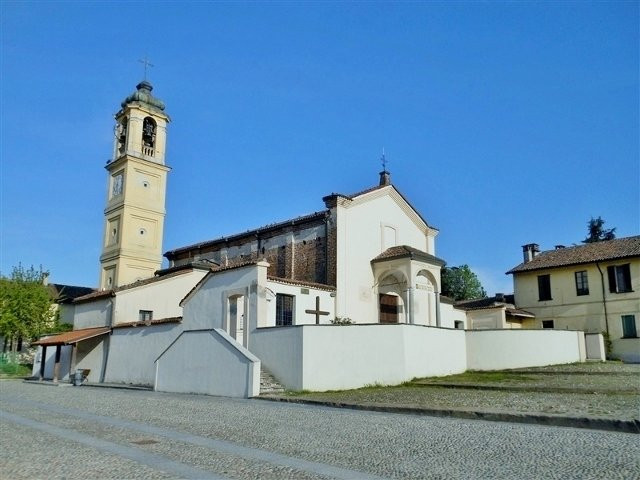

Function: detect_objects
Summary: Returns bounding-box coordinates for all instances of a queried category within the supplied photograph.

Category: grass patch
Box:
[415,371,535,384]
[0,361,32,377]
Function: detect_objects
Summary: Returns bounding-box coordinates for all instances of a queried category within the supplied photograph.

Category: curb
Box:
[22,379,152,391]
[411,382,638,395]
[256,396,640,434]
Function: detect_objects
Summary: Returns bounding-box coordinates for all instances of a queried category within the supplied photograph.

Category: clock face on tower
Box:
[112,173,123,197]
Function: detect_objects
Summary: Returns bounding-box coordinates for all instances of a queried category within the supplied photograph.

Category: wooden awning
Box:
[33,327,110,346]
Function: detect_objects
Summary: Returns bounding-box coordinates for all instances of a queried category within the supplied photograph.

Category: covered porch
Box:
[32,327,110,383]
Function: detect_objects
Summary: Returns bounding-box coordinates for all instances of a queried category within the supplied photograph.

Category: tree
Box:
[583,216,616,243]
[0,264,56,353]
[441,265,487,301]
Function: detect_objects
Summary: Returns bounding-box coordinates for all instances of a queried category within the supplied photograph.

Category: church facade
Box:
[32,81,597,396]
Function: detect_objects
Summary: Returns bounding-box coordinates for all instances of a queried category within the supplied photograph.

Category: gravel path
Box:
[1,380,639,479]
[284,362,640,420]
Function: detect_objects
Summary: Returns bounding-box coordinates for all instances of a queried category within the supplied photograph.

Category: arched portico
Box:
[371,245,446,326]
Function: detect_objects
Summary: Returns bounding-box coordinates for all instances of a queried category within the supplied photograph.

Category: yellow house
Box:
[507,236,640,362]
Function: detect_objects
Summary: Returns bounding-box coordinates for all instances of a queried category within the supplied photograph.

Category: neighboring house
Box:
[507,237,640,362]
[456,294,535,330]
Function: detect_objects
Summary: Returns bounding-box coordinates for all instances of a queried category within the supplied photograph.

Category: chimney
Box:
[522,243,540,263]
[495,293,505,302]
[379,170,391,186]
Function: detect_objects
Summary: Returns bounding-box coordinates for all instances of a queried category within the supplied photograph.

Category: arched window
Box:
[116,118,128,155]
[142,117,156,156]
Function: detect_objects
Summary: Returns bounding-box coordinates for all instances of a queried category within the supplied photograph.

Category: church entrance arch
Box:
[377,272,408,324]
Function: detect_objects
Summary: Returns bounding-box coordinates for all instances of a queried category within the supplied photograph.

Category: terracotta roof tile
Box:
[33,327,110,346]
[372,245,446,266]
[112,317,182,329]
[267,276,336,291]
[507,236,640,274]
[48,284,96,304]
[73,289,114,304]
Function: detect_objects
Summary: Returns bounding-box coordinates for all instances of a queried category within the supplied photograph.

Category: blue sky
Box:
[1,2,638,295]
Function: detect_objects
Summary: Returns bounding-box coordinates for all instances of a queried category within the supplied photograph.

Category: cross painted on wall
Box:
[305,296,330,325]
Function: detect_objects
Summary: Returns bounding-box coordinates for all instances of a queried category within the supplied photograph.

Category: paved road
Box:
[1,381,638,479]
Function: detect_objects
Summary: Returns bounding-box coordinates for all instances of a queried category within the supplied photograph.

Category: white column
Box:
[435,293,441,327]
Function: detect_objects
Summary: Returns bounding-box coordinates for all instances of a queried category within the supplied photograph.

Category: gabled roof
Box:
[179,260,266,306]
[164,211,326,260]
[507,236,640,274]
[372,245,446,267]
[48,284,96,304]
[72,266,205,304]
[455,294,515,310]
[323,183,438,231]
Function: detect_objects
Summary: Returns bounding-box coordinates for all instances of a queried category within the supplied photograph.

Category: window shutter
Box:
[607,266,617,293]
[621,264,632,292]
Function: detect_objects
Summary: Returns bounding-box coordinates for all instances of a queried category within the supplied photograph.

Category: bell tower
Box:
[99,81,171,289]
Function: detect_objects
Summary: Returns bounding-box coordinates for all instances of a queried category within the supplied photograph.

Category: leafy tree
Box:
[583,216,616,243]
[441,265,487,301]
[0,264,56,353]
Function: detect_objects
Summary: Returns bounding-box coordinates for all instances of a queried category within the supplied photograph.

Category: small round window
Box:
[139,228,146,236]
[111,228,117,237]
[142,180,150,188]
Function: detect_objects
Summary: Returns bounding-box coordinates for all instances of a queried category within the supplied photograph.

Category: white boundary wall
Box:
[585,333,606,361]
[253,324,467,391]
[155,329,260,398]
[104,323,183,385]
[465,329,586,371]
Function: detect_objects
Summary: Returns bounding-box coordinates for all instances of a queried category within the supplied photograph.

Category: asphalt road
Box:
[0,381,638,479]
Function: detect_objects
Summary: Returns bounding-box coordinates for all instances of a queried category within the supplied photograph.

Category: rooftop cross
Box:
[138,56,154,81]
[381,148,388,172]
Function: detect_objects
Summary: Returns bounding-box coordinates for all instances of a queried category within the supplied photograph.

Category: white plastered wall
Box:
[103,322,184,386]
[112,270,207,325]
[334,187,438,324]
[73,298,112,329]
[155,329,260,398]
[466,329,585,370]
[265,280,336,326]
[181,263,269,349]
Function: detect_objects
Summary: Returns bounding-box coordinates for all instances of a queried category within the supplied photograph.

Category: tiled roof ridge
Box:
[112,317,182,329]
[266,275,336,291]
[165,210,327,257]
[507,235,640,274]
[372,245,446,266]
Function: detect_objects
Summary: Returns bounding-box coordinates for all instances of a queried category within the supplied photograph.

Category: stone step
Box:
[260,368,285,395]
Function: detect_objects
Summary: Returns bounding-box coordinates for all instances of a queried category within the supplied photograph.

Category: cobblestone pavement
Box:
[1,381,639,479]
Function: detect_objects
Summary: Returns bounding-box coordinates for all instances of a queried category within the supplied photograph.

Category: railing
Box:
[142,146,155,157]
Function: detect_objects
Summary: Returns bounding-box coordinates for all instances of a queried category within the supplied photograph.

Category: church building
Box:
[33,81,596,396]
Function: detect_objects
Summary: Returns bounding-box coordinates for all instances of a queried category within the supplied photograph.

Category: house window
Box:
[621,315,637,338]
[542,320,554,329]
[139,310,153,322]
[275,294,294,326]
[538,274,552,301]
[454,321,464,330]
[575,271,589,296]
[607,264,632,293]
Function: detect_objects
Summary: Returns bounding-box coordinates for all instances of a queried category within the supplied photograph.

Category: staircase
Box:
[260,368,285,395]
